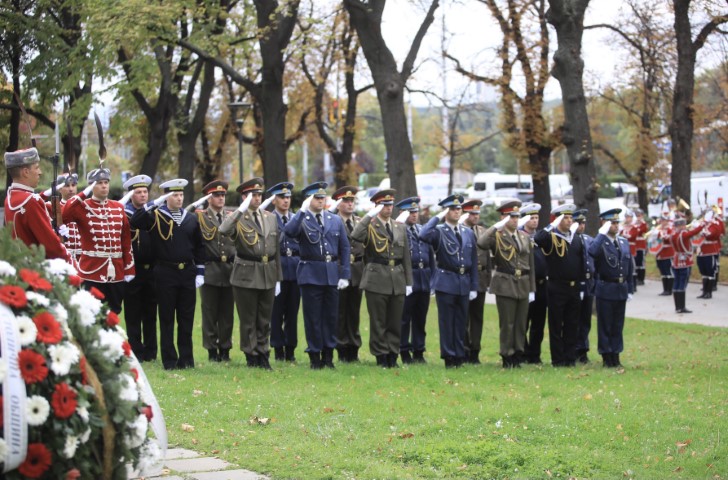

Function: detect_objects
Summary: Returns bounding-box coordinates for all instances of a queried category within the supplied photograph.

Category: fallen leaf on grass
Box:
[583,393,593,400]
[181,423,195,432]
[399,432,414,439]
[193,389,204,396]
[191,438,198,445]
[323,407,334,413]
[211,449,220,454]
[545,469,552,477]
[457,464,468,470]
[249,416,270,425]
[673,466,683,472]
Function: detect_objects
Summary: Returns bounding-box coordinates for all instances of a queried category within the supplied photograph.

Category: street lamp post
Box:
[228,102,252,183]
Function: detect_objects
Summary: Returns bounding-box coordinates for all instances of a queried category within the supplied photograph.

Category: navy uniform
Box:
[130,179,206,370]
[588,209,634,368]
[460,200,492,364]
[284,182,351,369]
[122,175,159,361]
[332,186,366,362]
[573,209,596,364]
[220,178,282,370]
[395,196,435,364]
[518,203,548,364]
[193,180,236,362]
[534,204,585,367]
[419,195,479,368]
[268,182,301,362]
[479,201,536,368]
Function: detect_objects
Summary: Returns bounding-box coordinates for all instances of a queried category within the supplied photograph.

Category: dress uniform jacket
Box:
[420,218,478,295]
[697,218,725,257]
[470,224,493,292]
[655,226,675,260]
[620,223,639,257]
[341,214,366,287]
[479,227,535,298]
[579,233,596,296]
[671,225,703,269]
[276,211,300,282]
[41,196,81,264]
[406,223,435,293]
[198,207,236,286]
[588,234,634,300]
[130,205,206,268]
[4,183,70,261]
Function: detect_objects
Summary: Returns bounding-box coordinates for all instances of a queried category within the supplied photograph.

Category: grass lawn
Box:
[127,298,727,479]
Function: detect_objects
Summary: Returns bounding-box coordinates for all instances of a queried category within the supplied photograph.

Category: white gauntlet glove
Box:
[237,194,253,213]
[119,189,134,206]
[301,195,313,212]
[458,214,469,225]
[550,214,564,229]
[367,204,383,218]
[570,222,579,234]
[395,211,409,224]
[528,291,535,303]
[405,285,413,296]
[517,215,531,228]
[82,181,96,197]
[328,198,342,213]
[186,193,212,212]
[275,281,281,296]
[468,291,477,301]
[153,192,173,208]
[58,224,70,238]
[124,275,135,282]
[337,279,350,290]
[195,275,205,288]
[493,217,509,229]
[259,195,274,212]
[436,209,447,220]
[598,221,611,236]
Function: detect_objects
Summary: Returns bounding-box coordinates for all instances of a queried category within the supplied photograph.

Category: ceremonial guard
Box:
[41,173,81,265]
[459,199,492,364]
[479,200,535,368]
[331,186,366,363]
[122,175,158,361]
[131,179,206,370]
[534,204,585,367]
[588,209,634,368]
[670,215,703,313]
[3,148,70,261]
[650,214,675,296]
[633,209,649,285]
[517,203,547,364]
[573,209,595,364]
[351,189,413,368]
[695,206,724,299]
[267,182,301,362]
[192,180,236,362]
[219,177,281,370]
[420,194,478,368]
[395,196,434,364]
[284,182,351,370]
[63,167,135,314]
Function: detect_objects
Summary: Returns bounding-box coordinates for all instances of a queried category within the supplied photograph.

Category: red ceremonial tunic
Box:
[3,183,70,261]
[619,223,638,257]
[670,225,702,269]
[654,226,675,260]
[42,197,82,267]
[62,192,135,282]
[634,219,648,251]
[696,218,725,256]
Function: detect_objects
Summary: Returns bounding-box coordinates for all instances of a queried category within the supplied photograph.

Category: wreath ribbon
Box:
[0,303,28,472]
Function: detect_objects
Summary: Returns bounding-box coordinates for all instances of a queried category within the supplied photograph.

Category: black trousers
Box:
[123,270,158,361]
[546,281,581,366]
[524,279,548,361]
[85,280,126,315]
[154,265,196,370]
[400,290,430,352]
[337,284,363,349]
[465,291,486,353]
[576,294,594,354]
[271,280,301,349]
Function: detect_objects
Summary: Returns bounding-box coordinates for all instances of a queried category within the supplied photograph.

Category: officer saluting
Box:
[573,209,595,364]
[517,203,547,364]
[588,209,634,368]
[130,179,206,370]
[284,181,351,369]
[420,194,478,368]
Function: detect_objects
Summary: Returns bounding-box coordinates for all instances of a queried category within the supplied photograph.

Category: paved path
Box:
[130,448,268,480]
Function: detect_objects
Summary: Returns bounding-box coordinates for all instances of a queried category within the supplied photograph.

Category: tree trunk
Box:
[529,146,553,228]
[547,0,600,234]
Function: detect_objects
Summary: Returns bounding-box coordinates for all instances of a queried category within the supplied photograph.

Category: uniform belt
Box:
[301,255,338,263]
[551,278,579,287]
[478,265,488,272]
[159,260,192,270]
[412,262,428,270]
[438,264,470,275]
[237,253,274,264]
[284,249,300,257]
[370,257,402,267]
[213,255,234,263]
[495,266,530,277]
[350,255,364,263]
[601,277,626,283]
[82,251,122,258]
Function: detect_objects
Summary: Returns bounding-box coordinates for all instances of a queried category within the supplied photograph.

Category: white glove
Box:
[260,195,274,211]
[328,198,342,213]
[517,215,531,228]
[436,209,447,220]
[405,285,413,296]
[82,182,96,197]
[237,193,253,213]
[627,293,633,302]
[275,281,281,296]
[430,289,436,296]
[704,211,714,222]
[598,221,611,235]
[119,189,134,205]
[301,195,313,212]
[153,192,173,207]
[367,204,383,218]
[395,211,409,224]
[493,217,509,229]
[43,183,64,197]
[186,193,212,211]
[468,291,477,301]
[337,278,350,290]
[551,214,564,229]
[570,222,579,234]
[195,275,205,288]
[458,214,469,225]
[580,291,585,300]
[124,275,135,282]
[58,224,70,238]
[528,291,535,303]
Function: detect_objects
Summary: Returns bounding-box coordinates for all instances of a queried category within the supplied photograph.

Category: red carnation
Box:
[106,310,120,327]
[122,341,132,357]
[20,268,53,292]
[142,405,154,421]
[18,443,52,478]
[18,349,49,384]
[0,285,27,308]
[68,275,83,287]
[33,311,63,344]
[130,367,139,381]
[79,356,88,385]
[51,382,78,419]
[65,469,81,480]
[89,286,105,300]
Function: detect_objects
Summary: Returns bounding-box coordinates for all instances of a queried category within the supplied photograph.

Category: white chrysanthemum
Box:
[0,438,6,458]
[62,435,79,458]
[26,395,50,426]
[115,325,129,340]
[137,441,162,475]
[16,315,38,346]
[126,414,149,448]
[137,377,152,404]
[96,329,125,360]
[50,302,69,323]
[43,258,77,277]
[25,291,50,307]
[70,289,103,317]
[76,405,89,423]
[0,260,16,277]
[118,373,139,402]
[80,427,91,444]
[0,359,6,384]
[48,343,81,376]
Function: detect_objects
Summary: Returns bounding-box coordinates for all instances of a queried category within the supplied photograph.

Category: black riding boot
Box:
[659,277,671,296]
[676,292,692,313]
[274,347,285,361]
[322,348,335,369]
[401,350,413,364]
[284,346,296,362]
[412,350,426,363]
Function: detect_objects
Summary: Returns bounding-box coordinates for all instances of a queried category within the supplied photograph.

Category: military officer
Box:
[420,194,478,368]
[479,200,535,368]
[219,177,281,370]
[394,196,434,364]
[588,209,634,368]
[331,186,366,363]
[573,209,595,364]
[695,206,724,299]
[284,181,351,369]
[122,174,158,361]
[351,189,413,368]
[517,203,547,364]
[267,182,301,362]
[130,179,206,370]
[670,215,703,314]
[534,204,586,367]
[459,199,492,364]
[63,167,135,314]
[4,148,70,261]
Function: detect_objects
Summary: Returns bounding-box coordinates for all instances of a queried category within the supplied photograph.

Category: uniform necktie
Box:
[282,214,288,225]
[253,211,262,229]
[455,228,462,245]
[217,212,223,224]
[512,234,520,252]
[346,219,353,233]
[410,225,417,236]
[316,213,323,228]
[386,222,393,239]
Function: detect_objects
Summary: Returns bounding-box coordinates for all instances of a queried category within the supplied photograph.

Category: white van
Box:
[645,174,728,218]
[465,173,572,204]
[377,173,454,207]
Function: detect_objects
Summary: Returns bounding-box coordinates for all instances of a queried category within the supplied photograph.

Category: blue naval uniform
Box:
[270,211,301,353]
[576,233,596,358]
[283,209,351,353]
[588,233,634,357]
[419,217,479,362]
[400,222,436,355]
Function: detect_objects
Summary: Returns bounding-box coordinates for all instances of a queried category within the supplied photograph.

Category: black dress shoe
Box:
[412,350,426,363]
[219,349,231,362]
[208,348,220,362]
[274,348,285,361]
[284,346,296,362]
[258,354,273,371]
[400,350,413,364]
